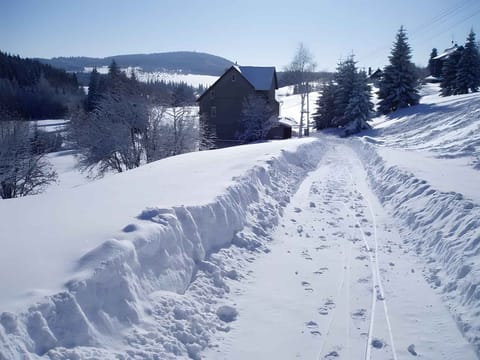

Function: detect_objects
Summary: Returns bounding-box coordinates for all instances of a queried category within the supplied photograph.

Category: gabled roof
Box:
[196,65,278,102]
[236,66,278,91]
[433,44,458,60]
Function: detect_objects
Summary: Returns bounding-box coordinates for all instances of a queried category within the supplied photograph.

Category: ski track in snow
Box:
[2,96,480,359]
[205,138,477,360]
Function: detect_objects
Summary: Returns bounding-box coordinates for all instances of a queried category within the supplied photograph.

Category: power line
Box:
[359,0,480,65]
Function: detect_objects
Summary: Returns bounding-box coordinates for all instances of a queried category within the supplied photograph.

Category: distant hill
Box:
[0,51,83,119]
[37,51,234,76]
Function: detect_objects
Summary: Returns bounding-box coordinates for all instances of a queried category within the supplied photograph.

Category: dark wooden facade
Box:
[197,66,280,147]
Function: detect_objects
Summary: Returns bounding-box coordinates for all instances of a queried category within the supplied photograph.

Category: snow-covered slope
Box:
[1,83,479,359]
[0,138,324,359]
[352,84,480,355]
[204,84,480,359]
[277,86,319,131]
[84,66,218,88]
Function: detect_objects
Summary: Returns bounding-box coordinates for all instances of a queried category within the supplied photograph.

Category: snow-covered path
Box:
[205,139,477,360]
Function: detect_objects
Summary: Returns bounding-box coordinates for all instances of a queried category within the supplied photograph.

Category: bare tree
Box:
[286,43,316,137]
[0,119,57,199]
[236,94,278,143]
[145,106,213,163]
[69,92,149,175]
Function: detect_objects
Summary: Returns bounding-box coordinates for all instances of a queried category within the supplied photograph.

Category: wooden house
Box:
[197,65,281,147]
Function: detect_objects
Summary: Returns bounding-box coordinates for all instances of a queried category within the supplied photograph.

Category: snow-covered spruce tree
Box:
[333,56,357,126]
[344,70,373,135]
[377,26,420,114]
[440,46,464,96]
[312,57,372,135]
[428,48,440,77]
[236,94,278,143]
[456,30,480,94]
[313,81,336,130]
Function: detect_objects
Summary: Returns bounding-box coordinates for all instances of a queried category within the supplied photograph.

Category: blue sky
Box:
[1,0,480,71]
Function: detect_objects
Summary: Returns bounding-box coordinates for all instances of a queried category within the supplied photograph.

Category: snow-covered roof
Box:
[278,117,297,127]
[236,66,277,91]
[433,45,458,60]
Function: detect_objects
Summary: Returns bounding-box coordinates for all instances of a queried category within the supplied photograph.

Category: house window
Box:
[210,106,216,118]
[210,90,215,99]
[232,74,236,82]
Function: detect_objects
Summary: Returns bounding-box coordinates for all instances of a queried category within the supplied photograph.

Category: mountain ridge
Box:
[36,51,234,76]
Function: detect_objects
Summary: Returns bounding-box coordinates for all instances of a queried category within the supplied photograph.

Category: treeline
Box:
[0,51,83,119]
[278,70,333,91]
[313,26,419,135]
[38,51,233,75]
[85,65,198,111]
[70,60,214,177]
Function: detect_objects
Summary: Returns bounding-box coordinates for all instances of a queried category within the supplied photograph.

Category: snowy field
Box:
[83,66,218,88]
[1,84,480,359]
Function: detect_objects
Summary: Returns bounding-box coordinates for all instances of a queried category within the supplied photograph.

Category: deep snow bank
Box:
[0,139,324,359]
[353,139,480,355]
[370,84,480,170]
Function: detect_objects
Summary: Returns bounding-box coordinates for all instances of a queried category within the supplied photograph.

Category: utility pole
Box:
[299,88,305,138]
[305,81,310,136]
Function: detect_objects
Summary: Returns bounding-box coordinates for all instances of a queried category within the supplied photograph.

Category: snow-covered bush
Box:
[0,120,57,199]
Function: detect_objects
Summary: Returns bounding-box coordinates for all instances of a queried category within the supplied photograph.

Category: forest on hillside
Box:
[0,51,84,119]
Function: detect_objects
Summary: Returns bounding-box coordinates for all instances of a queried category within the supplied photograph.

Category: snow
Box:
[83,66,218,88]
[278,88,319,130]
[0,139,315,311]
[204,137,477,360]
[31,119,69,133]
[1,83,480,359]
[236,66,276,91]
[0,137,323,359]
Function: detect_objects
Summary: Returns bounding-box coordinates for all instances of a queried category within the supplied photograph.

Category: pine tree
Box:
[440,46,464,96]
[344,71,373,135]
[377,26,420,114]
[313,56,372,135]
[428,48,440,77]
[108,59,121,78]
[313,81,336,129]
[86,67,101,111]
[333,56,357,126]
[456,30,480,94]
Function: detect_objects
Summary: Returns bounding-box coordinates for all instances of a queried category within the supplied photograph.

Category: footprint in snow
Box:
[351,308,367,320]
[371,339,384,349]
[407,344,418,356]
[319,299,335,315]
[301,281,314,292]
[294,207,302,213]
[305,320,318,328]
[314,267,328,275]
[324,350,340,359]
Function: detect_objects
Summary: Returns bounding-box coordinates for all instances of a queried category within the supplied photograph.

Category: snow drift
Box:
[0,138,324,359]
[352,85,480,355]
[355,140,480,354]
